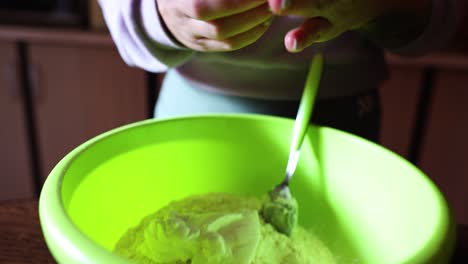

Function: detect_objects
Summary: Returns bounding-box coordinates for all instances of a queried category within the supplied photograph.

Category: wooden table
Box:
[0,200,54,263]
[0,199,467,263]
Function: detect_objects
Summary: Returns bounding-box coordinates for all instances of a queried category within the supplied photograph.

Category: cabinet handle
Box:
[29,63,43,102]
[2,62,21,100]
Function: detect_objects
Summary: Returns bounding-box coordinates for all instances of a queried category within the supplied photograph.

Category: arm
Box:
[359,0,466,56]
[267,0,465,56]
[98,0,272,72]
[98,0,195,72]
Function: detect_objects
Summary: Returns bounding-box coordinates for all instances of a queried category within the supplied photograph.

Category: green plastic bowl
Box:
[39,115,455,264]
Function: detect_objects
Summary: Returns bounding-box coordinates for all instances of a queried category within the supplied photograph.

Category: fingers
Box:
[267,0,321,16]
[180,3,273,52]
[182,0,268,21]
[191,4,273,40]
[267,0,289,14]
[284,17,331,52]
[190,22,271,51]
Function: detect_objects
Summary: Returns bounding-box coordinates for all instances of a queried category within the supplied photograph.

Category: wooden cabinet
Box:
[380,66,423,158]
[420,69,468,225]
[380,56,468,225]
[0,27,148,200]
[0,42,35,200]
[27,44,147,182]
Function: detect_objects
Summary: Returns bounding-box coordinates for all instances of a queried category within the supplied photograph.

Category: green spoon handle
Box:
[285,54,324,179]
[292,54,323,151]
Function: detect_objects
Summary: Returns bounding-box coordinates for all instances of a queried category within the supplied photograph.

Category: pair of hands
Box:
[156,0,397,53]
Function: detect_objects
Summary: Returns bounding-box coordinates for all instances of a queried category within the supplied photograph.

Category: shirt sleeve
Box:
[98,0,195,72]
[390,0,465,56]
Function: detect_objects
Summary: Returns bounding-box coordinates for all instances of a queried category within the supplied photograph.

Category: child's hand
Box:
[157,0,273,52]
[267,0,409,52]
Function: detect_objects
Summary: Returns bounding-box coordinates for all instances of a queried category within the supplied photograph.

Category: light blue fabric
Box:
[154,70,298,119]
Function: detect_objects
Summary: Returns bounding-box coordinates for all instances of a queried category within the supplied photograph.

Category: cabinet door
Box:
[419,69,468,225]
[0,42,35,200]
[380,66,423,159]
[28,44,147,183]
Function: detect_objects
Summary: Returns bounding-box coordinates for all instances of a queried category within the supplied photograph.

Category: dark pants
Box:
[267,90,381,143]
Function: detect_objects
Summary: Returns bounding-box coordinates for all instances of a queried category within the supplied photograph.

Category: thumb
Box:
[267,0,288,14]
[284,17,331,53]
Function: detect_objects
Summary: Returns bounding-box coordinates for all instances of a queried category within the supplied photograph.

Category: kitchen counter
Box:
[0,200,54,263]
[0,199,467,263]
[0,25,467,69]
[0,25,112,46]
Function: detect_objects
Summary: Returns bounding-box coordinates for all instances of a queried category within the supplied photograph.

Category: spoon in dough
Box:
[261,54,324,235]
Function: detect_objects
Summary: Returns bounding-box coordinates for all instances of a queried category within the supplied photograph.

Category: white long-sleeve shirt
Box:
[98,0,464,100]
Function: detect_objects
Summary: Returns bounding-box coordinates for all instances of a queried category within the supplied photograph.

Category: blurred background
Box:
[0,0,468,233]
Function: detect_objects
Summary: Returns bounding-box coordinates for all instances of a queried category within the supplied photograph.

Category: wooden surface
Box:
[0,41,35,201]
[0,199,467,263]
[0,200,54,263]
[379,66,423,159]
[386,53,468,70]
[0,26,112,47]
[28,44,147,183]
